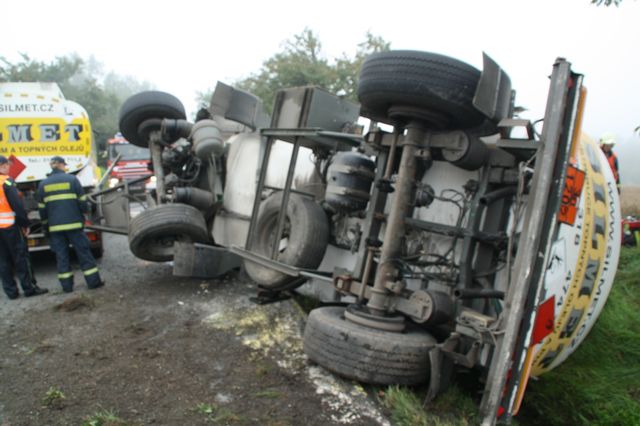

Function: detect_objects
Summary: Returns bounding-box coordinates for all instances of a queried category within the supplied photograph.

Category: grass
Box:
[195,402,242,424]
[81,408,126,426]
[254,360,275,378]
[254,389,282,399]
[42,387,65,408]
[382,384,479,426]
[384,246,640,426]
[519,246,640,425]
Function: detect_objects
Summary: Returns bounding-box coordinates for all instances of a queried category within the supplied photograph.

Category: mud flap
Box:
[172,242,241,278]
[425,348,453,404]
[472,53,513,123]
[98,190,131,232]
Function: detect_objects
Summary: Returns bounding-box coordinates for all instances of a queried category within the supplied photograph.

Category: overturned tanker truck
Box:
[114,51,620,425]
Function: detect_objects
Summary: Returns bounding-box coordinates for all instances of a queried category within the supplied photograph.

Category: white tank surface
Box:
[212,132,318,247]
[0,82,94,183]
[531,134,621,375]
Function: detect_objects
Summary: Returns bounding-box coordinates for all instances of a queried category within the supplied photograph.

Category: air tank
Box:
[325,151,376,213]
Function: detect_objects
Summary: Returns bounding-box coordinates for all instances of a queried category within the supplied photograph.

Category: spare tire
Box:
[119,91,186,147]
[357,50,487,130]
[129,204,208,262]
[244,192,329,289]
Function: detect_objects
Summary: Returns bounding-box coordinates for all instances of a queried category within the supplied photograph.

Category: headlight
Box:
[108,177,120,188]
[150,176,157,183]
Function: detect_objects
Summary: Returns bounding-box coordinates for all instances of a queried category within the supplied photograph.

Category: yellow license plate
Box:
[27,238,37,247]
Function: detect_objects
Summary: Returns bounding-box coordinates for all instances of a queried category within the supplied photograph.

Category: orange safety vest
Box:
[0,175,16,228]
[607,152,619,183]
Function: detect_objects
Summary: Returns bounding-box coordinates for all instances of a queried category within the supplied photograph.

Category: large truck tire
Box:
[303,306,437,385]
[129,204,208,262]
[357,50,488,131]
[119,91,186,147]
[244,192,329,289]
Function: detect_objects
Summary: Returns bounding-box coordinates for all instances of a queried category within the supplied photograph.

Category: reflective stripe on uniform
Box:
[79,195,87,201]
[0,175,15,228]
[44,193,77,203]
[38,203,46,208]
[83,267,99,276]
[58,272,73,279]
[44,182,71,192]
[0,211,15,225]
[49,222,83,232]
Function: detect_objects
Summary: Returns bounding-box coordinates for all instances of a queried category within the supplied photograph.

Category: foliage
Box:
[195,402,242,423]
[196,29,390,113]
[196,402,216,415]
[382,384,478,426]
[42,386,66,408]
[385,247,640,425]
[254,389,282,399]
[591,0,623,5]
[519,246,640,425]
[81,408,126,426]
[0,53,152,162]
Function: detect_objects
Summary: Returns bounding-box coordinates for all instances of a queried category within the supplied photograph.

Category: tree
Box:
[591,0,623,5]
[332,32,391,101]
[196,29,390,113]
[1,54,153,162]
[0,53,83,84]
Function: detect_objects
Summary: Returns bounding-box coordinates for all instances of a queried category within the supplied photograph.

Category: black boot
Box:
[24,286,49,297]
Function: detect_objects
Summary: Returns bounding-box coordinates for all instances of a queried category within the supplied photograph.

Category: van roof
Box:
[0,82,65,99]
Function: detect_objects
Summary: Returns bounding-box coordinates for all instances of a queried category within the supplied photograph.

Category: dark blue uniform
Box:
[37,169,102,292]
[0,175,42,299]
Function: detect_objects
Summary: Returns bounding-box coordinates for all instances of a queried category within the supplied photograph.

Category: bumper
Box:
[26,229,103,252]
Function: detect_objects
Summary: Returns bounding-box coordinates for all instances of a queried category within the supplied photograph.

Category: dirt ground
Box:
[0,234,389,426]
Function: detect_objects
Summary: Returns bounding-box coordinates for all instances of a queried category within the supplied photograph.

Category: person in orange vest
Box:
[600,134,620,193]
[0,155,48,300]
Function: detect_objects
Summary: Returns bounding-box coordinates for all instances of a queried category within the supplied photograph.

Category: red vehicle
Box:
[106,133,152,192]
[623,216,640,247]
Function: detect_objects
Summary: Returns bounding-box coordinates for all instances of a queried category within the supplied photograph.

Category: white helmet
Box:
[599,132,616,146]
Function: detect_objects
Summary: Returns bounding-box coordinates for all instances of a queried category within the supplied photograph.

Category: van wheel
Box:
[244,192,329,290]
[119,91,186,147]
[129,204,208,262]
[303,306,437,385]
[357,50,490,132]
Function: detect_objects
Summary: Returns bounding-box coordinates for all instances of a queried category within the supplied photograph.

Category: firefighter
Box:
[0,155,48,299]
[600,133,620,193]
[37,156,104,293]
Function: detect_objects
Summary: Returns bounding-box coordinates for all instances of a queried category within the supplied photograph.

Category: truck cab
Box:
[0,82,104,257]
[106,133,153,193]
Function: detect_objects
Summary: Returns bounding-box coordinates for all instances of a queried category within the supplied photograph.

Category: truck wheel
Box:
[303,306,437,385]
[357,50,488,131]
[119,91,186,147]
[244,192,329,289]
[129,204,208,262]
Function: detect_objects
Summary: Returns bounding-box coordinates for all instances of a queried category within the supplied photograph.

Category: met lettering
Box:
[2,123,83,142]
[8,124,32,142]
